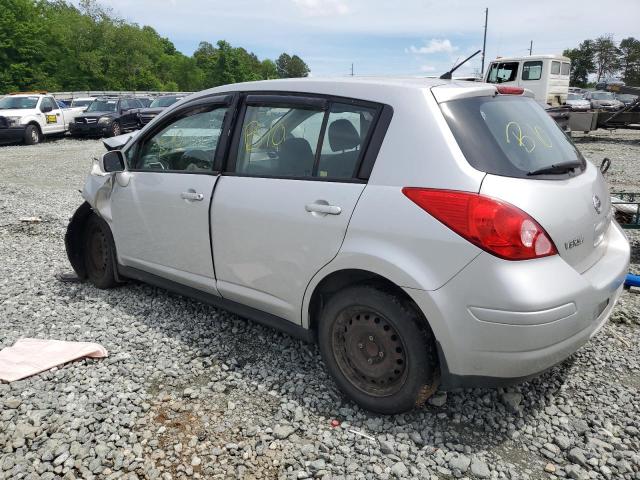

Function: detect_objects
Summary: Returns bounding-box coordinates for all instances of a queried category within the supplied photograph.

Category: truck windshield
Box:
[440,95,585,178]
[0,96,39,109]
[86,100,117,112]
[150,97,180,108]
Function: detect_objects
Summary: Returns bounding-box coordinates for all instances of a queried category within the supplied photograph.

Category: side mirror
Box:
[41,105,53,113]
[100,150,126,173]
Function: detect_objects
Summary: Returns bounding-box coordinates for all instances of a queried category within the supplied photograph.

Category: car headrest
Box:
[328,119,360,152]
[279,137,315,176]
[280,137,314,159]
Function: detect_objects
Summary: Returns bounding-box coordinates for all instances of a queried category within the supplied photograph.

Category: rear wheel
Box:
[318,285,438,414]
[23,125,41,145]
[83,215,117,289]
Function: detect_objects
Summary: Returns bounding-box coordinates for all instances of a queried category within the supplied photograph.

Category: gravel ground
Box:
[1,132,639,480]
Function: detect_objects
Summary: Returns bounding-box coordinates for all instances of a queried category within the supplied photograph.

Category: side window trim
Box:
[224,92,389,183]
[127,93,234,174]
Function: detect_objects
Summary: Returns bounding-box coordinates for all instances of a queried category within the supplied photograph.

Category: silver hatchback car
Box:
[66,78,629,414]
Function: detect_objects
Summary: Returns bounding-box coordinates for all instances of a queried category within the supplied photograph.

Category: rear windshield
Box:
[440,95,585,178]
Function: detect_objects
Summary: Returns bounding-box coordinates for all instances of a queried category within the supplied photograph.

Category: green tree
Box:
[275,53,310,78]
[593,35,620,81]
[563,40,595,87]
[618,37,640,85]
[0,0,312,93]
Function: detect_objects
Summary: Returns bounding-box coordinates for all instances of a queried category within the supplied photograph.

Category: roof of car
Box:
[490,54,570,62]
[193,76,495,104]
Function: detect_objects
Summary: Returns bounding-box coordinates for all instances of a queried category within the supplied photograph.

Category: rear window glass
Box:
[551,61,561,74]
[440,96,585,178]
[561,62,570,76]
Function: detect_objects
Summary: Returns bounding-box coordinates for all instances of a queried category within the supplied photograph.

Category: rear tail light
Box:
[496,85,524,95]
[402,188,557,260]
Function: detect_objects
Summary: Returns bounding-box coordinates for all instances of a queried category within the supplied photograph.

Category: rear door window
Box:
[440,95,585,178]
[233,97,380,180]
[522,61,542,80]
[317,103,376,178]
[486,62,519,83]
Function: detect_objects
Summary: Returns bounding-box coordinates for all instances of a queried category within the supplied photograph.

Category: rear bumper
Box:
[0,126,26,143]
[407,221,630,387]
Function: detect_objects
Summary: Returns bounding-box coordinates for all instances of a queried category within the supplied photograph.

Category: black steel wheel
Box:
[83,215,117,289]
[318,285,438,414]
[332,307,408,397]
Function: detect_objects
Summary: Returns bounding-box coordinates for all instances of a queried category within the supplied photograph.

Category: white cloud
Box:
[420,65,436,72]
[409,39,458,55]
[291,0,350,17]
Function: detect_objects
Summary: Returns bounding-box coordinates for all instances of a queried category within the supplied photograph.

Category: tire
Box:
[23,124,41,145]
[83,215,117,289]
[318,285,439,414]
[109,121,121,138]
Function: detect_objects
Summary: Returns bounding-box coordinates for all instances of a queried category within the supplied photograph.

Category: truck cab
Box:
[484,55,570,106]
[0,92,81,145]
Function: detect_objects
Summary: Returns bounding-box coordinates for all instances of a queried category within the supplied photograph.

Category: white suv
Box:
[66,78,629,414]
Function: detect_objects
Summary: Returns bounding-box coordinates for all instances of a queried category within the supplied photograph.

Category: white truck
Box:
[0,93,83,145]
[484,54,571,106]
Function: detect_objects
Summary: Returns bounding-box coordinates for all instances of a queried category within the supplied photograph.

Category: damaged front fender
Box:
[65,158,121,279]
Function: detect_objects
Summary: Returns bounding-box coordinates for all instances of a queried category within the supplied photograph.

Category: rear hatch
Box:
[435,88,612,273]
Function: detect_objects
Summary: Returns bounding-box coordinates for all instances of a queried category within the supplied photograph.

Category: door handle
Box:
[305,202,341,215]
[181,191,204,201]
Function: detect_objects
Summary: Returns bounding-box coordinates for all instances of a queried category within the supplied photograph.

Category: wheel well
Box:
[308,269,433,337]
[27,122,41,133]
[65,204,121,282]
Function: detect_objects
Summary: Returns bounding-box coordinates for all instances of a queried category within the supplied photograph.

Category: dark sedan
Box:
[135,95,185,126]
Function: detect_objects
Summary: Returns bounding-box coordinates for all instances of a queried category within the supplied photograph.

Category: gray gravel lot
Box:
[1,132,639,480]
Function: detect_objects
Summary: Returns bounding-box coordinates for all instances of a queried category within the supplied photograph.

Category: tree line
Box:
[563,35,640,87]
[0,0,310,94]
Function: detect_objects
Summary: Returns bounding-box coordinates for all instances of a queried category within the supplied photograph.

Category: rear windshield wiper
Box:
[527,161,583,176]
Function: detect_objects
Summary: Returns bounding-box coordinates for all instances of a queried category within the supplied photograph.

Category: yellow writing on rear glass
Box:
[505,121,553,153]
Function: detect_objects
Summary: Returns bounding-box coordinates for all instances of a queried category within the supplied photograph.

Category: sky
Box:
[104,0,640,78]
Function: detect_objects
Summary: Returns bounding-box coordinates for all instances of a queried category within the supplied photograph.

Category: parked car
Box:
[615,93,638,107]
[0,93,82,145]
[568,87,585,94]
[136,97,154,108]
[584,91,624,111]
[69,97,145,138]
[595,79,625,91]
[565,92,591,111]
[65,78,629,414]
[70,97,97,111]
[135,94,185,126]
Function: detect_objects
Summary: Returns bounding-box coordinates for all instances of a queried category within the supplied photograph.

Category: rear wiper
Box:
[527,161,583,176]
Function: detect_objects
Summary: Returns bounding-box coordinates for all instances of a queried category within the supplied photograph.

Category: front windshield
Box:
[592,92,614,100]
[150,97,180,108]
[441,95,585,178]
[86,100,117,112]
[71,99,94,107]
[0,96,39,109]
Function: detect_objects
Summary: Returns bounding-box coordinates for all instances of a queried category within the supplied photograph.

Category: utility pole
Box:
[481,8,488,75]
[529,40,533,56]
[351,63,354,76]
